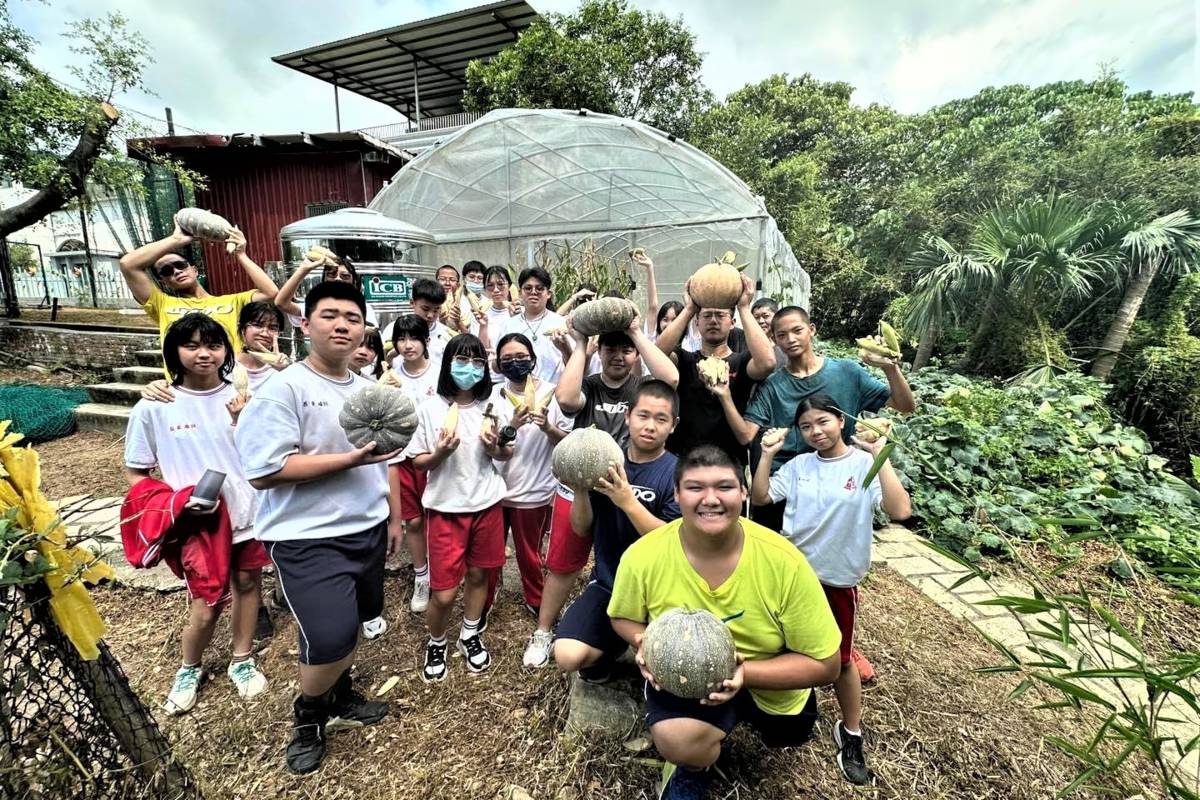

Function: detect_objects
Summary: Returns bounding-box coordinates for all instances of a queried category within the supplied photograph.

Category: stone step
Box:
[134,349,162,368]
[87,382,145,406]
[73,402,131,435]
[112,365,162,385]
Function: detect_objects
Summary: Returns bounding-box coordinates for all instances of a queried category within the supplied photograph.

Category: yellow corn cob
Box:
[378,364,403,387]
[248,349,288,366]
[697,355,730,386]
[524,375,539,414]
[231,363,250,400]
[467,291,481,314]
[880,321,901,354]
[510,285,519,303]
[443,402,460,434]
[856,418,892,444]
[856,337,900,359]
[480,403,496,438]
[761,427,788,448]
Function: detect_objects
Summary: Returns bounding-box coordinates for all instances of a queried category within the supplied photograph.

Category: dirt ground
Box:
[91,568,1163,800]
[37,429,130,500]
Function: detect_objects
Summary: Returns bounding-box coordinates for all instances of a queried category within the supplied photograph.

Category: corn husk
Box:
[443,402,460,434]
[231,363,250,400]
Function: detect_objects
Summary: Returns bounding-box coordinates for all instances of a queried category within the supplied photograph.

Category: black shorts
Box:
[645,683,818,748]
[268,520,387,665]
[554,582,628,676]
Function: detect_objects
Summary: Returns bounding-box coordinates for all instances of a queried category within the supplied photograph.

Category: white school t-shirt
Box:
[245,363,276,394]
[387,361,441,463]
[382,318,453,366]
[234,362,389,541]
[489,381,573,507]
[767,448,883,588]
[124,384,258,543]
[499,311,570,383]
[408,395,511,514]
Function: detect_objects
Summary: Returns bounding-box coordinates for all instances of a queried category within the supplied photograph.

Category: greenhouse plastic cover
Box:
[371,109,809,306]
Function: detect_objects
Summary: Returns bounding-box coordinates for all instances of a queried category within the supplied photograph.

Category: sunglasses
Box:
[157,260,189,278]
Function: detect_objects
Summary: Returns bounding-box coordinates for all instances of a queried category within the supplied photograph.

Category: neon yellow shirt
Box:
[143,287,257,353]
[608,517,841,715]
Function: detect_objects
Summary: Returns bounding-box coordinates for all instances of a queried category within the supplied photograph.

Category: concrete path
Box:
[57,494,184,592]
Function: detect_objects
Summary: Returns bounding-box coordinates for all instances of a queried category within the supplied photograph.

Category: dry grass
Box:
[91,568,1164,800]
[38,430,130,501]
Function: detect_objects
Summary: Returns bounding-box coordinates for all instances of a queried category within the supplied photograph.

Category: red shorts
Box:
[394,459,427,522]
[232,539,271,572]
[822,584,858,665]
[426,504,506,591]
[544,487,592,575]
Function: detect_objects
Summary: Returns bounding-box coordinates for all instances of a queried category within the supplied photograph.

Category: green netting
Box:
[0,384,91,443]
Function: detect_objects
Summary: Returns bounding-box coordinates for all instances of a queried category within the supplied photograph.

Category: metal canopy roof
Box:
[271,0,540,120]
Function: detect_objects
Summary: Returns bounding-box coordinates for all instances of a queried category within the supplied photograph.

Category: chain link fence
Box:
[1,584,201,799]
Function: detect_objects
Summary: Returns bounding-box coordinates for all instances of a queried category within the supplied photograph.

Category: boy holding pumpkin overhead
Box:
[234,281,400,775]
[608,444,841,800]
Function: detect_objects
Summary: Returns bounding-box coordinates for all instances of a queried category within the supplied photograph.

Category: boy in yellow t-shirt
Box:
[608,444,841,800]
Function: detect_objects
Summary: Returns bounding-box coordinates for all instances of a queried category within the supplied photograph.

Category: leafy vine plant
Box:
[856,402,1200,799]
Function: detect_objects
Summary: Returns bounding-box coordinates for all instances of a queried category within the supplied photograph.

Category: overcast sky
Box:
[10,0,1196,137]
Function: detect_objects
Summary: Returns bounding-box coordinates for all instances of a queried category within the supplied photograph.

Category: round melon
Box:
[689,251,743,309]
[339,384,418,453]
[571,297,639,337]
[643,608,737,700]
[551,427,623,489]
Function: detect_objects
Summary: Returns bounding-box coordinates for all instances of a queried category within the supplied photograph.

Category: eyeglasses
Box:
[452,355,488,369]
[498,357,532,367]
[157,260,189,278]
[246,322,281,333]
[521,284,548,295]
[485,282,509,291]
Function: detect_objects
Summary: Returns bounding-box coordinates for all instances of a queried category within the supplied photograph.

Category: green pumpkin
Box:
[339,384,418,453]
[571,297,639,337]
[551,427,624,489]
[173,207,233,242]
[643,608,737,700]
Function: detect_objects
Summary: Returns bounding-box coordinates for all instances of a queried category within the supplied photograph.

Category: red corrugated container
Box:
[128,134,403,295]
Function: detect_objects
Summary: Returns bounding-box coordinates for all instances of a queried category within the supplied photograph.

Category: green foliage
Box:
[6,243,36,276]
[885,369,1200,590]
[463,0,711,137]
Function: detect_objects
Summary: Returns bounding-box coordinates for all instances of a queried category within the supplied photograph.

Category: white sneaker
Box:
[361,616,388,640]
[522,629,554,668]
[164,665,205,715]
[410,580,430,614]
[227,658,268,700]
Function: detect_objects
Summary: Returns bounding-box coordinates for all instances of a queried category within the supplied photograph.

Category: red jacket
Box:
[120,477,234,608]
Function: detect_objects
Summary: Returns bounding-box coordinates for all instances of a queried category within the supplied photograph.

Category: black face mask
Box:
[498,359,535,382]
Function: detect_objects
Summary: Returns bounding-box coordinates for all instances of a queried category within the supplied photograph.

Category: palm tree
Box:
[1090,210,1200,381]
[905,197,1119,370]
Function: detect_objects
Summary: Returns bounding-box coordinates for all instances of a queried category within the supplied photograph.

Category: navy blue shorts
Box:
[645,683,818,748]
[554,582,628,676]
[268,521,387,665]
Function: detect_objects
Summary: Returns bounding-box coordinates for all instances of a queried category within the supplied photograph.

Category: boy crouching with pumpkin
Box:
[235,281,404,774]
[608,444,842,800]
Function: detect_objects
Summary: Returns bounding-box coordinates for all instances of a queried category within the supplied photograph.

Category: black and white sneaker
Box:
[286,695,328,775]
[326,671,388,732]
[833,721,871,785]
[458,634,492,673]
[422,639,448,683]
[477,607,490,634]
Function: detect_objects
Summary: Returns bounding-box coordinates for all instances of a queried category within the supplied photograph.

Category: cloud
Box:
[8,0,1194,137]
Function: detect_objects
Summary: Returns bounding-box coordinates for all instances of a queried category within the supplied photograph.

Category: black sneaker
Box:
[326,670,388,732]
[457,634,492,673]
[833,721,871,784]
[286,695,328,774]
[477,606,490,634]
[253,604,274,642]
[659,763,711,799]
[422,639,448,683]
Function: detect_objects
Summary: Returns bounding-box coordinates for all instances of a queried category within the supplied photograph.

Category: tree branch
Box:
[0,101,119,236]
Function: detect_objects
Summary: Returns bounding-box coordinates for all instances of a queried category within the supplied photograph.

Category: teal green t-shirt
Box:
[745,357,890,469]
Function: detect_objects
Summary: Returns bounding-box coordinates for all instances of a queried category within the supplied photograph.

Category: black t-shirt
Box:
[667,348,759,465]
[574,374,647,449]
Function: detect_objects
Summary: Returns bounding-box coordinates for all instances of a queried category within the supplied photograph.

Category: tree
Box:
[0,2,151,317]
[1090,209,1200,381]
[463,0,711,137]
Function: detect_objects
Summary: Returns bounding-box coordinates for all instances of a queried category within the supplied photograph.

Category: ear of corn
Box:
[856,337,900,359]
[856,417,892,443]
[510,285,520,303]
[231,363,250,400]
[443,402,460,434]
[249,349,287,366]
[524,375,539,414]
[697,355,730,386]
[480,402,496,438]
[467,291,482,314]
[880,321,901,354]
[761,427,787,448]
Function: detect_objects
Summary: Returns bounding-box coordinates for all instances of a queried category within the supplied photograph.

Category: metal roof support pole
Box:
[334,79,342,132]
[412,62,421,128]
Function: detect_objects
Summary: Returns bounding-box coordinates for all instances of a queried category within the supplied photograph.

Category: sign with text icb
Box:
[363,275,412,303]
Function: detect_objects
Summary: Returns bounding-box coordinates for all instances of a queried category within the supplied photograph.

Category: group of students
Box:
[114,226,916,796]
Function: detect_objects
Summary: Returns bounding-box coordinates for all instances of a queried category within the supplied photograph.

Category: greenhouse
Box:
[370,108,809,308]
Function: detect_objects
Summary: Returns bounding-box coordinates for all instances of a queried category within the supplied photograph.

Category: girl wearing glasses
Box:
[408,334,515,683]
[497,267,573,383]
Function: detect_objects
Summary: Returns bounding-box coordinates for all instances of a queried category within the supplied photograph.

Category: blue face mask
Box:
[450,362,485,390]
[465,281,484,295]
